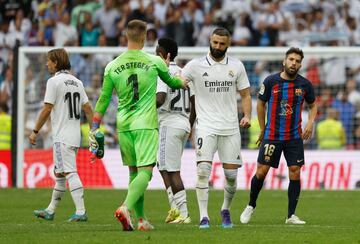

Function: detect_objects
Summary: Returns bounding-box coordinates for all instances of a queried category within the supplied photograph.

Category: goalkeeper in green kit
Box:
[89,19,188,231]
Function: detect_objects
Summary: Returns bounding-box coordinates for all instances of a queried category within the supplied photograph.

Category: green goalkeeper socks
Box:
[125,169,152,213]
[129,171,145,218]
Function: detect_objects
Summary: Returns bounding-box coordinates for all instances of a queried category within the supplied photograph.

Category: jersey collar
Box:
[55,70,70,76]
[206,52,229,66]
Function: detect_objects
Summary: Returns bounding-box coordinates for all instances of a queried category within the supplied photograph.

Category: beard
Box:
[210,46,227,59]
[284,65,299,78]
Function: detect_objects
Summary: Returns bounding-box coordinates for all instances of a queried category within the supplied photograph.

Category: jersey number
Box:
[170,89,191,112]
[197,137,203,149]
[64,92,80,120]
[263,144,276,156]
[127,74,139,104]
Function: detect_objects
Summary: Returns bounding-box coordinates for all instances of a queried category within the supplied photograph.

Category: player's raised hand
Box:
[240,116,251,128]
[164,53,171,66]
[302,121,314,141]
[159,52,171,66]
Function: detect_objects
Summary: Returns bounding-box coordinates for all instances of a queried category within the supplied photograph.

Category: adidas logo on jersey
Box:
[202,72,209,77]
[237,155,240,160]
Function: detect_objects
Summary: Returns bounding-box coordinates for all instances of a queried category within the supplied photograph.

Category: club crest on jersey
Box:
[295,88,303,96]
[228,70,234,78]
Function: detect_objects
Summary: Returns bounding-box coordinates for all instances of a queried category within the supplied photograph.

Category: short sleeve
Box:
[80,82,89,105]
[189,82,195,97]
[44,79,56,105]
[156,78,168,93]
[305,80,316,104]
[181,60,194,82]
[258,77,271,102]
[236,61,250,90]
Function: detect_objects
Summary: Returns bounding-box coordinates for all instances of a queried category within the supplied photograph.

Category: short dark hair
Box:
[126,19,147,42]
[211,27,231,38]
[47,48,71,71]
[156,37,178,61]
[285,47,304,60]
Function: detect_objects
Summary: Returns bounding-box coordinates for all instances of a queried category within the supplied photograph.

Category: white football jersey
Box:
[44,71,89,147]
[157,62,193,132]
[182,53,250,135]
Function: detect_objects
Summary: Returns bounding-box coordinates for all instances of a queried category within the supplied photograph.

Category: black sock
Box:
[249,175,264,208]
[288,180,301,218]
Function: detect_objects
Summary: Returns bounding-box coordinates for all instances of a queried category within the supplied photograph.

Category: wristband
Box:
[92,117,101,130]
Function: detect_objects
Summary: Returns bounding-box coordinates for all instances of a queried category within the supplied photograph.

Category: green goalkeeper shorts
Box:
[118,129,158,167]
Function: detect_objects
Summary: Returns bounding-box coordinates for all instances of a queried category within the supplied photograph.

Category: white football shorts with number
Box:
[195,129,242,165]
[53,142,78,173]
[157,62,194,171]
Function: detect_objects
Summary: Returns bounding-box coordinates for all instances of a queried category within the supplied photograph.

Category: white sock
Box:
[66,172,86,215]
[167,186,177,209]
[196,162,212,220]
[46,177,66,214]
[173,190,188,217]
[221,168,238,210]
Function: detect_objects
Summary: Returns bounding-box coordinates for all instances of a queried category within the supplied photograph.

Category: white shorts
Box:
[158,126,189,172]
[53,142,78,173]
[195,129,242,165]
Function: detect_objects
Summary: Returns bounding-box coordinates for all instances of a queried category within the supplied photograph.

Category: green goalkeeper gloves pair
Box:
[89,129,105,159]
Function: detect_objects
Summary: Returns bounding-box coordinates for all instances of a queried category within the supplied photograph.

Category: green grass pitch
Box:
[0,189,359,243]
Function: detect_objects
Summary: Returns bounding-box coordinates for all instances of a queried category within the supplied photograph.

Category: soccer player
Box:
[240,47,317,225]
[182,27,252,229]
[156,37,195,224]
[89,20,188,231]
[29,48,93,222]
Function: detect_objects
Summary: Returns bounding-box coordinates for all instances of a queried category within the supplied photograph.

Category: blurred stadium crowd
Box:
[1,0,360,150]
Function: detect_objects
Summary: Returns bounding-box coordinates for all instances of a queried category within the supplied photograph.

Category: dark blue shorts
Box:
[257,139,305,168]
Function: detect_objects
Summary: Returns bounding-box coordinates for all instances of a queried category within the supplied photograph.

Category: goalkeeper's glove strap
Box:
[92,116,101,131]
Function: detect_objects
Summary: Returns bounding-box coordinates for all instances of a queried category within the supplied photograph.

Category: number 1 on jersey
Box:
[127,74,139,103]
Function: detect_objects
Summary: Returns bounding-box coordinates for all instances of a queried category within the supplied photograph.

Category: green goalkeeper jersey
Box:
[94,49,184,132]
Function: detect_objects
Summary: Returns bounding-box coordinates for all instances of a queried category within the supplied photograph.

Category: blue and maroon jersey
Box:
[258,72,315,141]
